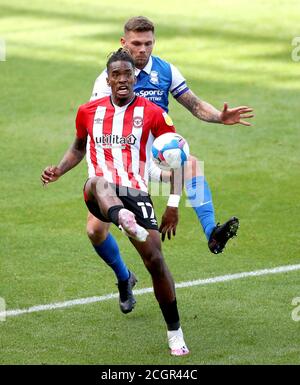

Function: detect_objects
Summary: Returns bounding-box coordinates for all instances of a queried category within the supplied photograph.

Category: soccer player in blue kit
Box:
[86,16,254,313]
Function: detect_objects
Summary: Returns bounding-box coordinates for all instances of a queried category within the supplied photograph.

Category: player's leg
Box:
[86,212,129,282]
[118,189,188,355]
[84,177,148,241]
[130,230,189,356]
[184,154,216,239]
[184,154,239,253]
[83,177,145,313]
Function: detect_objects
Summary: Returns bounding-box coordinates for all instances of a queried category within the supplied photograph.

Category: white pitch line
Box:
[1,263,300,319]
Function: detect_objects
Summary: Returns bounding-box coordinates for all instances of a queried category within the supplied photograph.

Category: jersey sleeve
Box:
[151,106,176,138]
[75,105,88,139]
[90,70,111,101]
[170,63,189,99]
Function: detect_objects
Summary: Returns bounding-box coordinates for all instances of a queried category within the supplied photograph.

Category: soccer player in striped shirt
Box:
[86,16,254,308]
[41,48,189,356]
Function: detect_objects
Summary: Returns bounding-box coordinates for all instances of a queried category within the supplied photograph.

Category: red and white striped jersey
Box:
[76,95,175,192]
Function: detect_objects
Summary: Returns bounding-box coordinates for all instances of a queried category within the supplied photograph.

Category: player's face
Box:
[107,60,136,105]
[121,31,155,69]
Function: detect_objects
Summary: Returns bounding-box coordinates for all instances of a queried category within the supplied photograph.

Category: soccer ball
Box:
[152,132,190,170]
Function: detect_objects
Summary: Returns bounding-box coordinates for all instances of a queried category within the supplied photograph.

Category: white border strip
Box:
[1,264,300,319]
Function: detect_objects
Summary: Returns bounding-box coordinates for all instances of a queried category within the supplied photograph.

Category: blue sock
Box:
[185,176,216,240]
[93,233,129,282]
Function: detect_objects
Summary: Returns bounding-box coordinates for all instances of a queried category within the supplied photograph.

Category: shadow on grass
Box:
[0,3,294,45]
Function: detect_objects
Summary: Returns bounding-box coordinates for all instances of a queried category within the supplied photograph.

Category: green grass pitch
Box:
[0,0,300,364]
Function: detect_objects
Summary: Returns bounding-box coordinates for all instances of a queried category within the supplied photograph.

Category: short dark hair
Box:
[124,16,154,34]
[106,48,135,72]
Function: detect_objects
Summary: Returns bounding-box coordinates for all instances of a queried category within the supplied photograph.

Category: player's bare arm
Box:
[177,89,254,126]
[41,136,87,185]
[159,168,183,242]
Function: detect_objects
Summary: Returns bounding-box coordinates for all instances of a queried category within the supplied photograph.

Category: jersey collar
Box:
[135,56,152,76]
[110,95,137,109]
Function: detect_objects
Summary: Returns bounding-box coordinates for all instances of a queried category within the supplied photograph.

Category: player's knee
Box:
[86,223,107,245]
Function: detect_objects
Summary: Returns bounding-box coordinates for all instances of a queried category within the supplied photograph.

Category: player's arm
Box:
[177,89,254,126]
[170,64,254,125]
[159,168,183,241]
[41,136,87,185]
[41,104,88,185]
[148,161,180,241]
[151,108,184,241]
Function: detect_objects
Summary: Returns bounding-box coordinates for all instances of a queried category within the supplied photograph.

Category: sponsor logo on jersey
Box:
[162,112,174,126]
[94,117,103,124]
[135,89,164,98]
[133,116,143,128]
[149,71,159,85]
[95,134,137,148]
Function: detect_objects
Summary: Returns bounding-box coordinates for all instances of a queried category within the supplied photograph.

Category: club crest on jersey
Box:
[149,71,159,85]
[133,116,143,129]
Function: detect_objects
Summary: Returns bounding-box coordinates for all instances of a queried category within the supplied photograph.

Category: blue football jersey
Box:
[91,56,189,112]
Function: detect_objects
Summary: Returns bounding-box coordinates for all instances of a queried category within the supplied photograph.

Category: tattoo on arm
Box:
[177,90,221,123]
[57,137,87,175]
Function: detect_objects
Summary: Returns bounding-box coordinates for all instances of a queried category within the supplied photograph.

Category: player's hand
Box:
[159,206,179,241]
[41,166,61,186]
[220,102,254,126]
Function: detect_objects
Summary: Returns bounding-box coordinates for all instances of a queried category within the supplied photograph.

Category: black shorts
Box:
[83,182,158,230]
